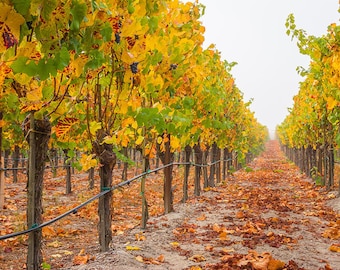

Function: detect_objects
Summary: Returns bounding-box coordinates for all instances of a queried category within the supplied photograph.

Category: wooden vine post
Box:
[63,149,72,194]
[0,111,4,209]
[193,144,202,196]
[25,112,51,270]
[182,145,192,203]
[141,127,150,229]
[0,156,3,210]
[163,134,174,214]
[27,112,37,270]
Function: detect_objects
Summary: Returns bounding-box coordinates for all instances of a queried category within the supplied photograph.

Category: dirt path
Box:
[64,141,340,270]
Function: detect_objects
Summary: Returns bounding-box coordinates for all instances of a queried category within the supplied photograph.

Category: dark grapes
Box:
[130,62,138,74]
[170,63,178,70]
[115,33,121,44]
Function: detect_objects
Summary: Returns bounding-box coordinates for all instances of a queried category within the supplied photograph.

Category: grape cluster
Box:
[130,62,138,74]
[115,33,121,44]
[170,64,178,70]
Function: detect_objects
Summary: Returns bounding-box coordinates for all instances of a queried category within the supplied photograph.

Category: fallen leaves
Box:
[237,250,285,270]
[135,254,165,265]
[1,141,339,270]
[323,220,340,240]
[188,254,206,262]
[126,245,141,251]
[196,213,207,221]
[329,244,340,253]
[72,249,92,265]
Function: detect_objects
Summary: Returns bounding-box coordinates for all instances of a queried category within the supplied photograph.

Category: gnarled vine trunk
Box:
[23,114,51,270]
[93,130,116,252]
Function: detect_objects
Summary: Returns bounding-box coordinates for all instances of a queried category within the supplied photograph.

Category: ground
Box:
[1,140,339,269]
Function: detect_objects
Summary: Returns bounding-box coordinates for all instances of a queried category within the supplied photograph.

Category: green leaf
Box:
[11,57,37,77]
[335,132,340,147]
[55,46,70,70]
[37,58,57,80]
[70,0,87,32]
[41,261,51,270]
[150,50,163,65]
[12,0,31,16]
[42,85,54,100]
[85,50,105,70]
[148,16,159,33]
[100,23,113,42]
[5,93,19,108]
[127,4,135,14]
[41,0,57,20]
[113,147,134,166]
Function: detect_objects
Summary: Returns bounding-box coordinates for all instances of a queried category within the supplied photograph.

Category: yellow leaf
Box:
[121,50,135,64]
[72,54,88,77]
[126,245,141,251]
[170,135,181,151]
[154,74,164,89]
[170,242,180,247]
[157,136,163,144]
[47,240,62,248]
[89,121,102,136]
[102,135,117,145]
[326,96,338,110]
[135,135,144,145]
[27,80,43,101]
[0,3,25,53]
[135,255,144,263]
[80,154,98,171]
[13,73,30,85]
[189,267,202,270]
[131,120,138,129]
[119,102,129,114]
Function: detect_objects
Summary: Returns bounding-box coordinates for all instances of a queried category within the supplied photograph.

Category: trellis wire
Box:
[0,158,233,241]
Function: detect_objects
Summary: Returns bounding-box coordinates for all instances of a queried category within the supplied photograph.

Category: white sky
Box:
[192,0,339,136]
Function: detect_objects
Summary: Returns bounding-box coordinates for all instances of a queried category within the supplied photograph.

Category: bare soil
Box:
[61,141,340,270]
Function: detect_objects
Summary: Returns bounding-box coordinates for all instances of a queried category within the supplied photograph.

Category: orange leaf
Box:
[212,223,221,232]
[219,231,229,241]
[329,244,340,253]
[42,226,56,237]
[73,255,89,265]
[205,244,214,251]
[196,214,207,221]
[55,117,79,138]
[268,258,286,270]
[157,254,165,263]
[188,254,206,262]
[236,211,245,219]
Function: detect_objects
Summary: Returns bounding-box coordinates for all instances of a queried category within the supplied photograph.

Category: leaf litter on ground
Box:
[1,140,339,269]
